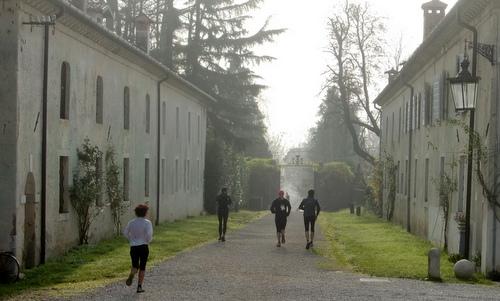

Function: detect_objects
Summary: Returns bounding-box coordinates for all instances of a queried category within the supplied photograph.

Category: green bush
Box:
[315,162,357,211]
[244,158,280,210]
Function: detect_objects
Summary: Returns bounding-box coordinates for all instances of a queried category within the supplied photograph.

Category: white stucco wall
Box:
[1,0,208,264]
[379,2,500,273]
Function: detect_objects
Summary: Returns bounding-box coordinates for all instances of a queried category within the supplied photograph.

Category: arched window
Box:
[60,62,70,119]
[96,76,103,124]
[124,87,130,130]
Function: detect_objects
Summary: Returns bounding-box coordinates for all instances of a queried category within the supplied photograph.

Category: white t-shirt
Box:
[123,217,153,246]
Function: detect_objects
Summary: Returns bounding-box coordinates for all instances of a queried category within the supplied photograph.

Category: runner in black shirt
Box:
[299,189,321,249]
[216,188,232,242]
[270,190,291,247]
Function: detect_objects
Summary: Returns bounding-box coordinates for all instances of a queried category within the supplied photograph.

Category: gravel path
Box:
[60,213,500,301]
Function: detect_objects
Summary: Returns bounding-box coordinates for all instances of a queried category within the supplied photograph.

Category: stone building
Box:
[377,0,500,273]
[0,0,214,267]
[281,148,314,208]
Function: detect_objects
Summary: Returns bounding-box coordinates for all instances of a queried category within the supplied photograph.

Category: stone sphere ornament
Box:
[454,259,475,279]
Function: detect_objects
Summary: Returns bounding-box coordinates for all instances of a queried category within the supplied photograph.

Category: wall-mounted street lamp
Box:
[449,10,495,259]
[449,55,478,111]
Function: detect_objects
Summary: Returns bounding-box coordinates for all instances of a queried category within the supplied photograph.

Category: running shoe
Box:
[126,274,134,286]
[310,241,314,248]
[277,242,281,247]
[137,285,145,293]
[306,242,311,249]
[221,236,226,242]
[281,235,285,244]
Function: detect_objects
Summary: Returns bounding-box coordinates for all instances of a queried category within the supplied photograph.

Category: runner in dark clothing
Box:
[299,189,321,249]
[216,188,232,242]
[270,190,291,247]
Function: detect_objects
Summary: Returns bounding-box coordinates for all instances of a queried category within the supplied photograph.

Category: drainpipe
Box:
[23,15,58,264]
[156,76,168,226]
[405,83,414,233]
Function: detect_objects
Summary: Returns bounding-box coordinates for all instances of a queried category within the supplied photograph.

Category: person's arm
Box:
[145,221,153,243]
[315,200,321,217]
[123,221,130,239]
[270,200,276,214]
[286,200,291,216]
[298,200,305,210]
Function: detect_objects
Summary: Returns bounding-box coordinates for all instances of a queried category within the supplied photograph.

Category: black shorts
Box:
[304,215,316,232]
[130,244,149,271]
[275,216,287,232]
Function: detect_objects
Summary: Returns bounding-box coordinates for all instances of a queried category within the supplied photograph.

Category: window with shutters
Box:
[417,93,422,129]
[59,156,69,213]
[161,158,165,195]
[414,159,418,198]
[162,102,166,135]
[405,101,409,133]
[398,107,401,142]
[413,95,418,131]
[385,117,389,144]
[188,112,191,144]
[145,158,150,197]
[176,107,180,139]
[145,94,150,134]
[432,73,445,122]
[405,159,408,196]
[123,158,129,202]
[197,115,201,144]
[396,162,400,193]
[424,84,432,126]
[124,87,130,130]
[425,158,429,202]
[60,62,70,119]
[96,76,103,124]
[175,158,179,192]
[391,112,395,144]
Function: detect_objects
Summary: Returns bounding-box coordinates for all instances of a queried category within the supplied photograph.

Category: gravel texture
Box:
[59,213,500,301]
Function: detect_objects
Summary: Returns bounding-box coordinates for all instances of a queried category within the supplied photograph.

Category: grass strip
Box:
[317,210,490,284]
[0,210,266,299]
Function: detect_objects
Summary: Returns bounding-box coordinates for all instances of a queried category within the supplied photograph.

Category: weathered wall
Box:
[5,1,207,263]
[380,1,500,273]
[0,0,19,254]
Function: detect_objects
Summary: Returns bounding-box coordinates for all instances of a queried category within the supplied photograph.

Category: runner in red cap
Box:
[270,190,291,247]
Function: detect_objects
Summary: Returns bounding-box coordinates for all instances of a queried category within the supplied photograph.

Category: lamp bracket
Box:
[467,41,496,65]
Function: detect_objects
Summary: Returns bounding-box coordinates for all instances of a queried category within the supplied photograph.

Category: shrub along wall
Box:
[244,158,280,210]
[314,162,359,211]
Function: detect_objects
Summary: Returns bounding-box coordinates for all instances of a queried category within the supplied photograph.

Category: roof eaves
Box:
[374,0,490,107]
[34,0,217,105]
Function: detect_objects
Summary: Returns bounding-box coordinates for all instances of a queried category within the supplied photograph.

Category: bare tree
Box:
[325,0,386,166]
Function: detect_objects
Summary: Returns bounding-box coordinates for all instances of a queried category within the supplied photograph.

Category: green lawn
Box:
[0,210,265,300]
[317,210,489,283]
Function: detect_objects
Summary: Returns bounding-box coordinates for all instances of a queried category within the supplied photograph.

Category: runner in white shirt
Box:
[123,204,153,293]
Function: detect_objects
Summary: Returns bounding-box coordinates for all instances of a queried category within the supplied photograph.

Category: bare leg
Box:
[126,268,137,286]
[305,231,310,243]
[276,232,281,247]
[281,229,286,243]
[138,270,145,285]
[310,231,314,243]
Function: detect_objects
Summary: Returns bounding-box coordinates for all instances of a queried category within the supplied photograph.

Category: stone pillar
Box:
[428,248,441,280]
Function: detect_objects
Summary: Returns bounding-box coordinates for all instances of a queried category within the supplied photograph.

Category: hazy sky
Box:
[253,0,458,148]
